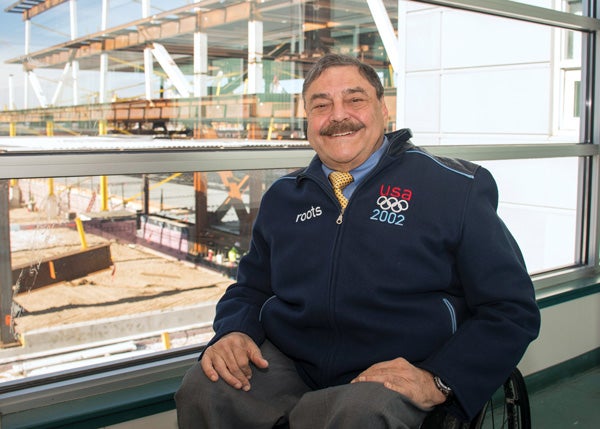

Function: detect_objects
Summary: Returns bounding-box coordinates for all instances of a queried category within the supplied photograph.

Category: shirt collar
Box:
[321,135,390,183]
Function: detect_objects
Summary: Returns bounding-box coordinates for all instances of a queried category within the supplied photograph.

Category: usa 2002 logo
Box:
[370,184,412,226]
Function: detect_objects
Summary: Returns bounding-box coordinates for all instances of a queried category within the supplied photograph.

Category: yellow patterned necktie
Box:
[328,171,354,209]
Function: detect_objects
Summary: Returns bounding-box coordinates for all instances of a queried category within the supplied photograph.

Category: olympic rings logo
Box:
[376,195,409,213]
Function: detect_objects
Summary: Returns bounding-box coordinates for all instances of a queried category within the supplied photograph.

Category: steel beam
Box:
[367,0,401,72]
[6,2,252,69]
[51,62,72,106]
[27,71,49,108]
[12,243,113,294]
[151,43,192,98]
[4,0,69,20]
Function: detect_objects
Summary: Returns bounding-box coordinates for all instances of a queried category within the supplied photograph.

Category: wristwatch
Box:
[433,375,453,399]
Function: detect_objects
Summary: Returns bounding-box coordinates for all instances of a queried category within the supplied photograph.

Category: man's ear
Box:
[381,96,389,119]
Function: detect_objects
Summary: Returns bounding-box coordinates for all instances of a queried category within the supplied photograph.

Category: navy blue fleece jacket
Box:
[208,128,540,420]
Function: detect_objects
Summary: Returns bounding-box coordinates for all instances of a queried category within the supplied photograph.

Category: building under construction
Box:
[0,0,399,138]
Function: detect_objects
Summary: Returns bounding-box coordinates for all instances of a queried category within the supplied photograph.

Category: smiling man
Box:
[304,60,388,173]
[175,54,540,429]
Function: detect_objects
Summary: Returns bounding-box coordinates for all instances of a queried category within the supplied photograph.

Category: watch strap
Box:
[433,375,453,398]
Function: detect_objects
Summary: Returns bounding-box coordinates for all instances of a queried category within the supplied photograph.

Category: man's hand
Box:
[200,332,269,391]
[351,357,447,409]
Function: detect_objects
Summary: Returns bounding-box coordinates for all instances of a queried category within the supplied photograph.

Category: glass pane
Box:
[0,1,586,145]
[479,158,580,275]
[404,4,584,145]
[0,0,592,387]
[3,168,293,382]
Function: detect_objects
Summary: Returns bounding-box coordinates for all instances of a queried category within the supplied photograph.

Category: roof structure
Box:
[5,0,396,72]
[0,1,398,138]
[4,0,53,16]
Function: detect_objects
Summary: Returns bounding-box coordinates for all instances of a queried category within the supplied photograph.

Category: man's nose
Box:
[330,101,349,121]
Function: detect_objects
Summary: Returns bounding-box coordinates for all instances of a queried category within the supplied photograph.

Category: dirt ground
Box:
[8,207,232,335]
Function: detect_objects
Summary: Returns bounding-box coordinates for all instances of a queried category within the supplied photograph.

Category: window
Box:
[1,143,314,383]
[480,157,580,274]
[0,0,598,392]
[5,166,301,380]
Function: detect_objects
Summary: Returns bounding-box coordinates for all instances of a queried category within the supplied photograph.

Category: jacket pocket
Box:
[442,298,458,334]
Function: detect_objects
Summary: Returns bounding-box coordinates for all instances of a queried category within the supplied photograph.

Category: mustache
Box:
[319,120,365,136]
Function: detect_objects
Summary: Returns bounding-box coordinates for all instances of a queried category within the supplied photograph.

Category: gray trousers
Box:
[175,341,428,429]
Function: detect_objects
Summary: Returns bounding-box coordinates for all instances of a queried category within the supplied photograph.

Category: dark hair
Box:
[302,54,384,101]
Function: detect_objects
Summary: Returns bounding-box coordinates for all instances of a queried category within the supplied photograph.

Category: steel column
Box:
[0,180,16,345]
[70,0,79,105]
[248,20,264,94]
[99,0,110,103]
[193,31,208,97]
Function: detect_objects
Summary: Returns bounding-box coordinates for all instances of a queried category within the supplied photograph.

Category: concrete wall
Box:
[520,293,600,375]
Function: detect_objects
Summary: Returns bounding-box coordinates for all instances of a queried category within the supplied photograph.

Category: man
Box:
[175,54,540,428]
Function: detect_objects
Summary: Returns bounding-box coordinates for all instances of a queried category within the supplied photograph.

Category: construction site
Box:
[0,0,399,138]
[0,141,313,380]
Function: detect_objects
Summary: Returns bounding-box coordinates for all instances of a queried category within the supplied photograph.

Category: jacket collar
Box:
[385,128,414,156]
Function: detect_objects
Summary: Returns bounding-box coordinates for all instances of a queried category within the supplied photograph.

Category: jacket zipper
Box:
[302,175,347,225]
[336,207,345,224]
[298,136,410,382]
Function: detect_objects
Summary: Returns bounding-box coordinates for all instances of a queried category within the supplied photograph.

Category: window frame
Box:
[0,0,599,426]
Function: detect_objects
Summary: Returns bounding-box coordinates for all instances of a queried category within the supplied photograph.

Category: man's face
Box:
[304,65,389,172]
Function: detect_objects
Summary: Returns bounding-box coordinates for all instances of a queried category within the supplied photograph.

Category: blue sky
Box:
[0,0,132,108]
[0,1,28,108]
[0,0,196,108]
[0,1,25,54]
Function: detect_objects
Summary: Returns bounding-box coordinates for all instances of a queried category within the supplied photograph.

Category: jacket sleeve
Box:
[419,167,541,420]
[204,205,274,350]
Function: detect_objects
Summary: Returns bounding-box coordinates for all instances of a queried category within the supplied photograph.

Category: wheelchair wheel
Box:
[470,368,531,429]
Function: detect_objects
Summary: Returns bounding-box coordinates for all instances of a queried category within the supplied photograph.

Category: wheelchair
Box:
[421,368,531,429]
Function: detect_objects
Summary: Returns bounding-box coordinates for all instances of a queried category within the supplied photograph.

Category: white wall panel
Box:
[405,72,441,132]
[520,294,600,376]
[499,204,577,273]
[482,157,578,272]
[406,10,441,71]
[442,11,551,69]
[440,66,551,134]
[512,0,554,8]
[481,158,578,209]
[437,133,557,145]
